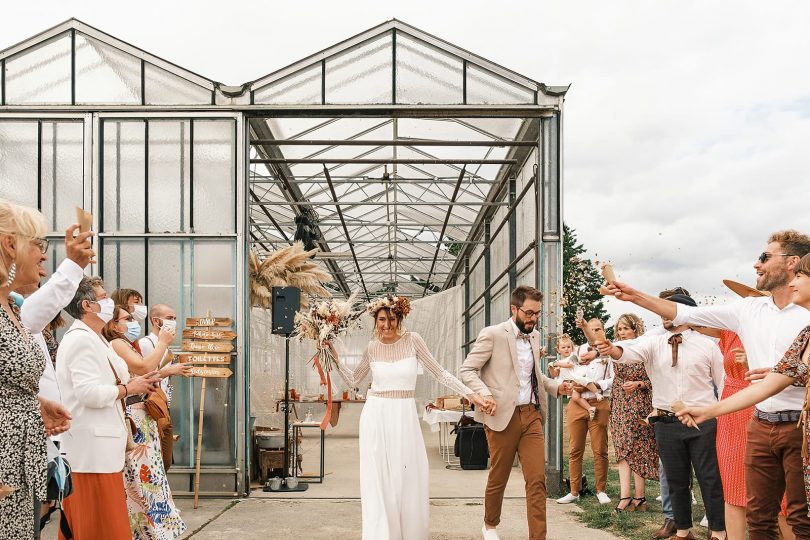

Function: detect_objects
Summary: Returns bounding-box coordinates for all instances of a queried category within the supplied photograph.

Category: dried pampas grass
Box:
[249,242,332,309]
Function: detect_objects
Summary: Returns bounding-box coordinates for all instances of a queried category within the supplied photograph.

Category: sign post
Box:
[185,313,235,508]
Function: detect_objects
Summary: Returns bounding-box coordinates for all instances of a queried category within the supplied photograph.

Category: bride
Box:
[332,294,490,540]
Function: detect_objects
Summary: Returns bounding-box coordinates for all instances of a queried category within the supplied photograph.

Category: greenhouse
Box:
[0,18,568,497]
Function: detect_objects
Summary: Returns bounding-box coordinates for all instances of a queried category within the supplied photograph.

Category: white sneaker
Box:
[482,524,500,540]
[655,494,662,502]
[596,492,611,504]
[700,515,708,527]
[556,492,580,504]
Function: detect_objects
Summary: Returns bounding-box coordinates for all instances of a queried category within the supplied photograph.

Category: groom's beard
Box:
[515,314,535,334]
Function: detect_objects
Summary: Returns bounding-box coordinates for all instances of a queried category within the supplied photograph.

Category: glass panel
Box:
[74,33,140,104]
[0,121,38,208]
[102,121,146,232]
[4,32,72,104]
[148,121,190,232]
[193,120,235,233]
[144,63,211,105]
[253,63,321,104]
[101,238,146,295]
[41,122,84,232]
[325,32,393,104]
[165,239,237,467]
[466,64,535,105]
[396,33,463,105]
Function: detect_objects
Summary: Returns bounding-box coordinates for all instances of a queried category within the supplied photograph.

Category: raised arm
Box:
[411,332,473,397]
[334,345,371,389]
[111,325,174,375]
[21,225,93,333]
[606,281,679,320]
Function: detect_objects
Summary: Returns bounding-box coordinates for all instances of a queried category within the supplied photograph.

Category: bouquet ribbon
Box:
[311,351,333,430]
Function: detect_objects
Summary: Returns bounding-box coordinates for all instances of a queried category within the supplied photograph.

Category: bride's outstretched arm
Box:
[411,332,473,397]
[333,345,371,389]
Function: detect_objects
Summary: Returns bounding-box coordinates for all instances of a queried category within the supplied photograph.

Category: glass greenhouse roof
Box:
[1,18,567,299]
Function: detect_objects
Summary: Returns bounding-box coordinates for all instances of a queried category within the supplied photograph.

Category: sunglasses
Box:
[758,252,793,264]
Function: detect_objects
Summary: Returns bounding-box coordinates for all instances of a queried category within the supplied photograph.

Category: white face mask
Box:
[94,298,115,324]
[160,318,177,332]
[132,304,148,322]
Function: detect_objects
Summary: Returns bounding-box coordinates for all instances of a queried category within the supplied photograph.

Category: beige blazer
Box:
[460,320,560,432]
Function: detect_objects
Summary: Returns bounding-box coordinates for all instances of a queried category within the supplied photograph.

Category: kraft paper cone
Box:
[75,206,93,233]
[601,263,616,285]
[722,279,769,298]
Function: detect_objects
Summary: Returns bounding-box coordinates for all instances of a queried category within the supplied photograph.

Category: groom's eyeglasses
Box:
[517,307,540,319]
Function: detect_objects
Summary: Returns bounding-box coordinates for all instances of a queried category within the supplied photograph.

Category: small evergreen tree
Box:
[562,223,612,345]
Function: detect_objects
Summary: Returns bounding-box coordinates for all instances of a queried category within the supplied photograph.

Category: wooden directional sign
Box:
[178,353,233,365]
[189,366,233,378]
[185,317,232,328]
[182,340,234,353]
[183,329,237,341]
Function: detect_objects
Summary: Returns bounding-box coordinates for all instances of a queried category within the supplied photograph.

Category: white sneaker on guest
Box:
[596,492,611,504]
[700,514,708,527]
[482,524,500,540]
[556,492,580,504]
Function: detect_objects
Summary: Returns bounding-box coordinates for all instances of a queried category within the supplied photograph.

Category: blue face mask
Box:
[9,291,24,308]
[125,321,142,342]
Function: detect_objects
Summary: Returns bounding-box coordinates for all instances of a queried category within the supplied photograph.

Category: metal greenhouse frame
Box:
[0,18,569,496]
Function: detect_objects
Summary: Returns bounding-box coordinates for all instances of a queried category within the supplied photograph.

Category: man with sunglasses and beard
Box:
[461,285,572,540]
[605,230,810,540]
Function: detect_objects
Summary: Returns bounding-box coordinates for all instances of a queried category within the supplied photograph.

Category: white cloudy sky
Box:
[3,1,809,330]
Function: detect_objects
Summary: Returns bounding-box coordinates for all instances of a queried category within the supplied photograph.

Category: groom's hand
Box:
[481,395,497,415]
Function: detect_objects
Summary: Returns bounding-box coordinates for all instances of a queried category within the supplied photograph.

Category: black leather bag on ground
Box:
[456,424,489,469]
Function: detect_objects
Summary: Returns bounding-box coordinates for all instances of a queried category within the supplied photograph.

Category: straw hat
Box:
[722,279,770,298]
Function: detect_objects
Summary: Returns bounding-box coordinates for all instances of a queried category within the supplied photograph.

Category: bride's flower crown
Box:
[366,294,412,319]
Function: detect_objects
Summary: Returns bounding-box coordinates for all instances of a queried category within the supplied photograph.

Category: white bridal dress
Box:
[336,332,472,540]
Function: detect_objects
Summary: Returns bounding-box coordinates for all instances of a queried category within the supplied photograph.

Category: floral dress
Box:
[609,360,659,479]
[772,324,810,515]
[0,305,47,540]
[123,403,186,539]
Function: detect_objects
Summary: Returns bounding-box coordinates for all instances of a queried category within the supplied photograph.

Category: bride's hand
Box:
[469,393,495,415]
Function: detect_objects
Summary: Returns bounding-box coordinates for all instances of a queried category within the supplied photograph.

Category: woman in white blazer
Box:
[55,277,160,540]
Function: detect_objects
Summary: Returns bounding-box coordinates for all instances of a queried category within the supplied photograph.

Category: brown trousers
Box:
[484,405,547,540]
[745,417,810,540]
[567,398,610,494]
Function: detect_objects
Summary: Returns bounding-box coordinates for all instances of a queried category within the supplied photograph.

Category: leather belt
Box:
[754,408,802,424]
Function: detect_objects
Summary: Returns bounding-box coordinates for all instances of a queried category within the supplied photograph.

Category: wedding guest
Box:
[0,200,72,540]
[461,285,571,540]
[112,287,147,323]
[549,335,602,420]
[333,295,488,540]
[596,290,726,540]
[103,304,187,538]
[678,256,810,538]
[56,278,161,539]
[552,317,613,506]
[607,230,810,539]
[608,314,658,513]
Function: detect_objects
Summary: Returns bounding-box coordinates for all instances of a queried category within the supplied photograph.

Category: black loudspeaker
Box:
[272,287,300,335]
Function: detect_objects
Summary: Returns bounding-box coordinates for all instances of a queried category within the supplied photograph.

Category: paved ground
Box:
[43,403,620,539]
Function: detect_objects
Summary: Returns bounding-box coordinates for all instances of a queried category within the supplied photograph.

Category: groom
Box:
[461,285,571,540]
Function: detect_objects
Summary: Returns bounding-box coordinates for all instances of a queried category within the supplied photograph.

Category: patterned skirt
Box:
[124,405,186,540]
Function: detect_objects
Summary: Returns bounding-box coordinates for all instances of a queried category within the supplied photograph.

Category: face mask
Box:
[160,318,177,332]
[9,291,24,308]
[125,321,142,342]
[132,304,148,322]
[95,298,115,324]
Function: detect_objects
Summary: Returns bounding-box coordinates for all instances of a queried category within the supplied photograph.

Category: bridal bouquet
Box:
[293,293,364,429]
[293,292,364,373]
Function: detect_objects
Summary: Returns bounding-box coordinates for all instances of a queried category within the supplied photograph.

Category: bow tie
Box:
[668,333,683,366]
[517,332,532,342]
